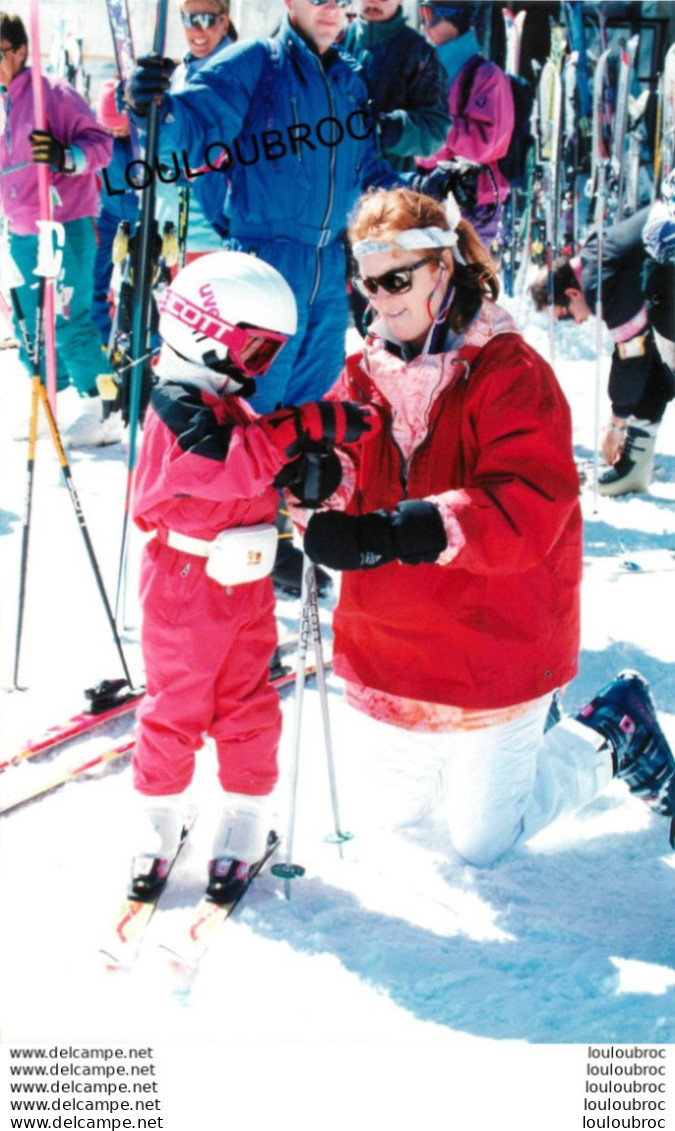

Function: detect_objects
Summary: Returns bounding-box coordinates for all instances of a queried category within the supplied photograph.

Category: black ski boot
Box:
[576,670,675,814]
[129,855,173,902]
[206,857,250,905]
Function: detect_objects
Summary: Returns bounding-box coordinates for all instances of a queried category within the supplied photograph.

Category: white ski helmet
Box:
[157,250,297,386]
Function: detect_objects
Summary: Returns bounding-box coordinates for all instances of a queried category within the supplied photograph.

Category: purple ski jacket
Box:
[417,56,514,205]
[0,67,112,236]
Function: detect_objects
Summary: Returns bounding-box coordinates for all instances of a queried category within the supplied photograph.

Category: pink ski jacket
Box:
[417,57,515,205]
[0,68,112,235]
[133,381,287,541]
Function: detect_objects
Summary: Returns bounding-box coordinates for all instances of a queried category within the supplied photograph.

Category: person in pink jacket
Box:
[0,11,118,446]
[298,187,675,866]
[415,2,514,250]
[129,249,379,902]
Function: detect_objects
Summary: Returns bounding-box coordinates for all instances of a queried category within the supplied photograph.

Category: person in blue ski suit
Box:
[154,0,238,261]
[126,0,452,588]
[126,0,422,412]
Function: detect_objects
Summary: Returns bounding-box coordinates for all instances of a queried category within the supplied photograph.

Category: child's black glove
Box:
[274,450,342,509]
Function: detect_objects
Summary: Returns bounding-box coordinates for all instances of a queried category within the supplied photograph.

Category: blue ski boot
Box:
[576,670,674,815]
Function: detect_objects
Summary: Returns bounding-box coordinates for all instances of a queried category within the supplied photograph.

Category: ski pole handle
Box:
[34,220,65,279]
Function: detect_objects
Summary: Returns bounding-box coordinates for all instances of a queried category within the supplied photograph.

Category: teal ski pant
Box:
[10,216,113,398]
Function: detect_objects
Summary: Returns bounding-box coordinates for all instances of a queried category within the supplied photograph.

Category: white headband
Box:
[352,193,466,264]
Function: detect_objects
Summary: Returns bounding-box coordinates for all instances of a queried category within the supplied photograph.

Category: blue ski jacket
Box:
[149,15,399,248]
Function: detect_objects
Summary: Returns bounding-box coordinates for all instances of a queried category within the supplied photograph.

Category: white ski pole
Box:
[271,554,312,899]
[303,555,352,857]
[592,158,609,512]
[272,554,352,899]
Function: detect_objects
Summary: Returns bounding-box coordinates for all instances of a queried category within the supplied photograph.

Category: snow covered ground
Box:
[0,304,674,1128]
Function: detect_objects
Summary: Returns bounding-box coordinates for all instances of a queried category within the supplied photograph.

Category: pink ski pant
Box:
[133,539,281,798]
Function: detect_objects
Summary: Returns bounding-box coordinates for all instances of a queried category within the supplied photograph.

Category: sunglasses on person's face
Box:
[307,1,352,8]
[353,256,438,298]
[181,11,223,29]
[0,46,16,63]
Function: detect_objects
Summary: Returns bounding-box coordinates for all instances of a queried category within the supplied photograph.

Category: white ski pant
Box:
[348,699,614,866]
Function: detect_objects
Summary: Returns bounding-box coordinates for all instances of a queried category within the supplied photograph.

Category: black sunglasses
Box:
[308,0,352,7]
[353,256,439,298]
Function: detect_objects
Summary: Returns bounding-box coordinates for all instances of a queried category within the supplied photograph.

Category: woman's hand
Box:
[304,500,447,571]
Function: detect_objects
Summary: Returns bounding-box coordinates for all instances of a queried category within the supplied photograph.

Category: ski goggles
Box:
[228,322,290,376]
[307,1,352,8]
[418,4,469,28]
[352,256,438,299]
[159,289,289,377]
[181,11,224,30]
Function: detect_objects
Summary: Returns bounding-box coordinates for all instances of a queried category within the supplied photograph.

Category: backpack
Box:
[457,56,534,187]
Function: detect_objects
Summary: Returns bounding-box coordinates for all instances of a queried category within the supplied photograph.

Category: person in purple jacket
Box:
[0,11,121,447]
[415,2,514,251]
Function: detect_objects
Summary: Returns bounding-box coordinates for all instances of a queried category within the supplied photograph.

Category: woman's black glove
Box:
[126,55,176,116]
[304,499,447,571]
[274,450,342,509]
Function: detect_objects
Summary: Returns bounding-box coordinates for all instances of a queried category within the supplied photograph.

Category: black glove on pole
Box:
[274,450,343,509]
[126,54,175,116]
[29,130,69,172]
[304,500,447,571]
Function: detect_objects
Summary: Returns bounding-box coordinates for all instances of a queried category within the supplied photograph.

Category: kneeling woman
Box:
[300,187,674,865]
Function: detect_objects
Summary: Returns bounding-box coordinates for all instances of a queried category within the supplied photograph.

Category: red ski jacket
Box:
[326,329,582,711]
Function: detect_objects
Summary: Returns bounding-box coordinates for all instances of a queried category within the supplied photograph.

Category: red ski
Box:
[0,655,331,815]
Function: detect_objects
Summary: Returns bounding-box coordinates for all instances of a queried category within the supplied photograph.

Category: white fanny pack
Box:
[166,525,278,586]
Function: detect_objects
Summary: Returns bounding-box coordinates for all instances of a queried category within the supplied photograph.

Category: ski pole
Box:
[271,554,312,899]
[592,158,609,512]
[29,0,58,412]
[11,278,44,690]
[114,0,170,627]
[8,277,135,692]
[303,555,352,857]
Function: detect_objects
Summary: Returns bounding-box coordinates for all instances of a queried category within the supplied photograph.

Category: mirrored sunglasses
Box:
[352,256,438,299]
[307,1,352,8]
[181,11,223,30]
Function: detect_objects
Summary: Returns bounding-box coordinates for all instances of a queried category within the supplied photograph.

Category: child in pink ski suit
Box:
[129,250,378,898]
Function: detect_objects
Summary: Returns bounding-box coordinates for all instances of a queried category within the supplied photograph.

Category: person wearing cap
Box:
[415,2,515,250]
[529,206,675,497]
[291,186,675,865]
[340,0,449,174]
[91,80,141,346]
[0,9,121,447]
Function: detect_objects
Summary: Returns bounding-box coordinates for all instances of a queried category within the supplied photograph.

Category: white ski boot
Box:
[207,793,272,903]
[598,418,659,496]
[62,395,123,448]
[129,793,188,900]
